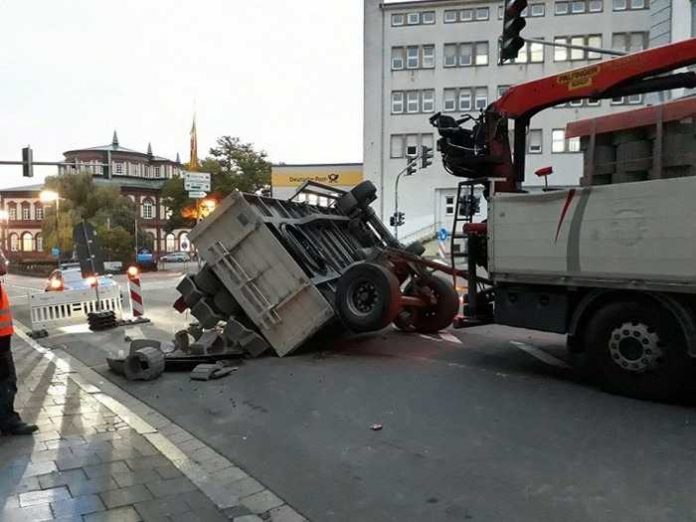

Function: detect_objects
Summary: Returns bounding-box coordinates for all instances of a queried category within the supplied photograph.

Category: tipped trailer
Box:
[174,181,464,357]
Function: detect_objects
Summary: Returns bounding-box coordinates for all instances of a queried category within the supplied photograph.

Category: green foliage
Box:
[41,172,137,259]
[96,226,133,265]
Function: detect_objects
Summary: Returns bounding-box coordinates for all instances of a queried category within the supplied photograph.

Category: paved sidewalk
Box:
[0,332,306,522]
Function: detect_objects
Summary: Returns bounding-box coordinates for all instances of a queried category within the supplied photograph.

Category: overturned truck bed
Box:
[174,182,463,356]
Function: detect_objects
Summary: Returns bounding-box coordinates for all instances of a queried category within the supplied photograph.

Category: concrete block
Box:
[190,330,225,356]
[194,265,222,295]
[177,275,205,308]
[129,339,162,356]
[212,289,242,317]
[191,299,225,330]
[123,348,165,381]
[239,332,270,358]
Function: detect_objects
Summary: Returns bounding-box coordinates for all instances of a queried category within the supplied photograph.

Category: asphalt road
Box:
[7,273,696,522]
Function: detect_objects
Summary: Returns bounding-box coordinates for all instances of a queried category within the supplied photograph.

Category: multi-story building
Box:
[0,132,192,262]
[364,0,652,241]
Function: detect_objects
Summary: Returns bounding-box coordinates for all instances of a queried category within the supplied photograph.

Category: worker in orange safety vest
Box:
[0,251,38,435]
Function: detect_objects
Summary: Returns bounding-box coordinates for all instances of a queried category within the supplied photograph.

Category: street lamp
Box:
[0,210,8,254]
[40,190,61,266]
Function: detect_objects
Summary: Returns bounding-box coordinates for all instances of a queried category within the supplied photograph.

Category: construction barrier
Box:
[29,285,123,333]
[127,268,144,317]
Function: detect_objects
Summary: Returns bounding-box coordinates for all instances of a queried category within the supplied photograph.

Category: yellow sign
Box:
[558,65,601,91]
[272,170,363,188]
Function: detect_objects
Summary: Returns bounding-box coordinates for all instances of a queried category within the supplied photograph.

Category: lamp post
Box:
[40,190,60,267]
[0,210,8,254]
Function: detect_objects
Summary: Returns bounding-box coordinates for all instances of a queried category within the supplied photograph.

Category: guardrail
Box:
[29,285,123,334]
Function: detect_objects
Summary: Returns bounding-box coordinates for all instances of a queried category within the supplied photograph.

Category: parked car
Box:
[45,264,117,292]
[159,252,191,263]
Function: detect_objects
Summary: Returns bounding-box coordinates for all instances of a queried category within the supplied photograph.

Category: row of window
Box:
[391,32,647,71]
[3,203,43,222]
[392,87,642,115]
[60,163,179,179]
[391,0,647,26]
[390,129,579,158]
[7,232,42,253]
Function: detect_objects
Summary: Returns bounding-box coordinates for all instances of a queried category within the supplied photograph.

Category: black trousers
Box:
[0,336,21,428]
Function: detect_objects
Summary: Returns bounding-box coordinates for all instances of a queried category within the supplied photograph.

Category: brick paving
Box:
[0,335,307,521]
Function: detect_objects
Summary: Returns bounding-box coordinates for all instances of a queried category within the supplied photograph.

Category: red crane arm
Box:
[491,38,696,120]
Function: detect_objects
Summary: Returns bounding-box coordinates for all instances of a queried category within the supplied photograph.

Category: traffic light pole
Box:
[521,37,626,57]
[393,156,420,239]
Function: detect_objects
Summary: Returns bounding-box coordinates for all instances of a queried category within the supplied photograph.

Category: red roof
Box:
[565,96,696,138]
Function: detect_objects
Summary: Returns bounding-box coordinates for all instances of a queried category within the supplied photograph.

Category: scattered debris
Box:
[129,339,162,355]
[190,330,225,356]
[123,346,165,381]
[174,330,191,353]
[87,310,117,331]
[190,362,236,381]
[371,424,383,431]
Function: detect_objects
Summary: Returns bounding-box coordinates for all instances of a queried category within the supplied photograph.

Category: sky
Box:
[0,0,365,187]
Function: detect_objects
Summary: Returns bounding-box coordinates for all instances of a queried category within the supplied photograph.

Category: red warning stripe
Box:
[554,189,576,243]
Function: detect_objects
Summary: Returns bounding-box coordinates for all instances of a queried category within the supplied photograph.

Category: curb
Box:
[14,322,308,522]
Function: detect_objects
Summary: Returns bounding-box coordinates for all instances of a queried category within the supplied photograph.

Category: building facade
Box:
[0,132,192,261]
[364,0,652,241]
[271,163,363,201]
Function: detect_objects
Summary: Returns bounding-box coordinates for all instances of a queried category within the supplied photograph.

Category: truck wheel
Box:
[350,181,377,207]
[336,262,401,332]
[584,299,692,401]
[407,276,460,334]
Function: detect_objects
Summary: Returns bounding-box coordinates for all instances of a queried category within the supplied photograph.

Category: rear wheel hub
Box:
[608,322,663,373]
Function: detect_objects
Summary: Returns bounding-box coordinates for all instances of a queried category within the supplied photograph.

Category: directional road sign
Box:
[184,172,211,192]
[188,191,208,199]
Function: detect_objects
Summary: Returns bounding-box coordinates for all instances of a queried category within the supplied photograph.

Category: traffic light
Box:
[389,212,405,227]
[406,158,417,176]
[500,0,528,64]
[421,145,434,169]
[22,146,33,177]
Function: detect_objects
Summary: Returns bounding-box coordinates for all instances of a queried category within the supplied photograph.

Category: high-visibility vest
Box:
[0,285,14,337]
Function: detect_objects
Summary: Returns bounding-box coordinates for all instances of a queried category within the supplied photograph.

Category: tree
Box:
[41,172,137,260]
[162,136,272,231]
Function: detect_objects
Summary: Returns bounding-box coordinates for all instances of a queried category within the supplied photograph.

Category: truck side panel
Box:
[489,176,696,291]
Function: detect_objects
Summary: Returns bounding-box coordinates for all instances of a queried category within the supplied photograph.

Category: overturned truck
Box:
[173,181,461,356]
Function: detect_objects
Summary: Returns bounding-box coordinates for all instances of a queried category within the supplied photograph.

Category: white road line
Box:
[7,283,42,293]
[439,332,462,344]
[419,334,441,342]
[510,341,570,369]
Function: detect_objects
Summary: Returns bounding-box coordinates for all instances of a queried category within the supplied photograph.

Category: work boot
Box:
[1,421,38,436]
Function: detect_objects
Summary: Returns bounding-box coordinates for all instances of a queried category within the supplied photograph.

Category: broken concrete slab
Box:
[129,339,162,356]
[190,363,236,381]
[190,330,225,356]
[123,347,165,381]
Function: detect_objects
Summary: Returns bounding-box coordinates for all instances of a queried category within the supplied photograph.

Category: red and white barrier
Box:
[127,267,144,317]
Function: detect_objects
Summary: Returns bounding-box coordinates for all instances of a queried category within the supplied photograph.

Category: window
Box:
[421,90,435,113]
[407,46,419,69]
[556,0,601,13]
[406,134,419,156]
[459,43,473,66]
[461,8,474,21]
[508,39,544,63]
[392,13,405,26]
[391,135,405,158]
[406,91,420,113]
[392,92,404,114]
[115,163,123,175]
[555,1,569,14]
[165,233,176,252]
[9,234,18,252]
[422,45,435,68]
[21,232,33,252]
[614,0,645,9]
[589,0,603,11]
[142,199,153,219]
[444,89,457,112]
[444,44,458,67]
[35,204,43,221]
[528,130,543,153]
[611,94,643,105]
[391,48,404,70]
[475,87,488,110]
[530,3,546,16]
[8,206,16,221]
[407,12,420,25]
[475,42,489,65]
[422,11,435,24]
[552,129,581,152]
[555,35,602,61]
[36,233,43,252]
[444,10,458,22]
[612,32,647,52]
[445,196,455,216]
[497,85,511,97]
[571,0,586,13]
[154,167,160,177]
[475,7,490,20]
[21,205,30,221]
[422,134,434,150]
[459,89,472,111]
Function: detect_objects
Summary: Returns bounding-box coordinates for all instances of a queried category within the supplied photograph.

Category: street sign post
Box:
[188,191,207,199]
[184,172,211,192]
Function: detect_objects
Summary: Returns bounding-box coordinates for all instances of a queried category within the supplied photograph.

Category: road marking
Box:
[439,332,462,344]
[419,334,441,342]
[510,341,570,369]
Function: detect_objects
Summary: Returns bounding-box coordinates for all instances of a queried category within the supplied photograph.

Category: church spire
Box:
[176,152,181,164]
[147,142,153,157]
[112,130,119,147]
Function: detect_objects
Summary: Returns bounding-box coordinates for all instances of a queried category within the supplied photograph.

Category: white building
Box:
[364,0,653,241]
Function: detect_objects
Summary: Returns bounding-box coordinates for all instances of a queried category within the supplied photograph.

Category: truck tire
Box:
[194,265,221,296]
[350,180,377,207]
[404,276,459,334]
[583,298,692,401]
[335,262,401,332]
